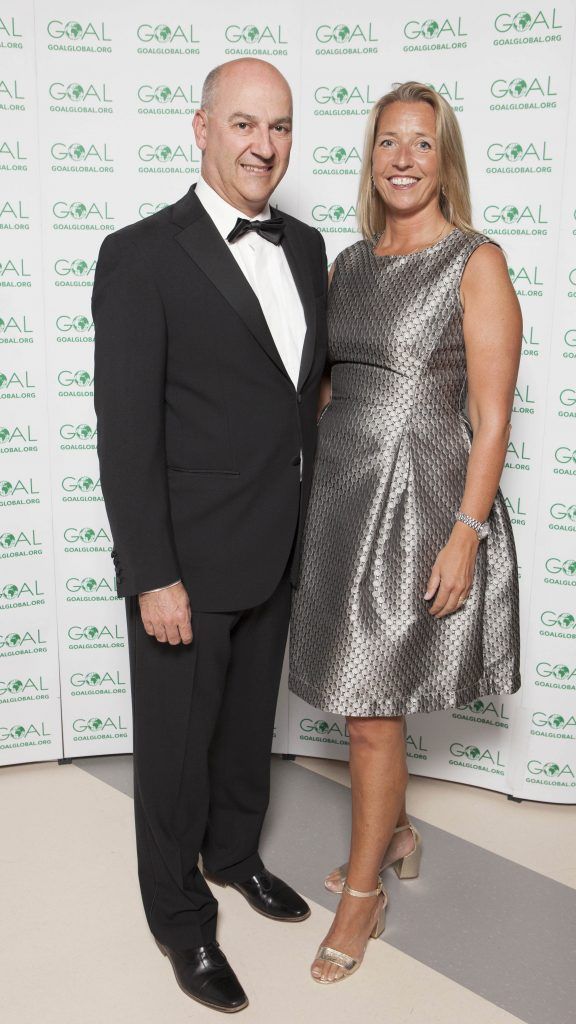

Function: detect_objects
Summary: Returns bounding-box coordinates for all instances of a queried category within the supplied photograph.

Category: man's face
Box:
[193,63,293,216]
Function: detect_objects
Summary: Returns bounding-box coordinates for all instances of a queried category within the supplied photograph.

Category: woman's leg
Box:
[324,716,412,892]
[312,715,408,982]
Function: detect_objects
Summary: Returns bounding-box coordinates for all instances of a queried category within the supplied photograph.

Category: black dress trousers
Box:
[126,571,292,950]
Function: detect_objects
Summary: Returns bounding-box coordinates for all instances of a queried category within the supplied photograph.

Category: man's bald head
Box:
[201,59,292,114]
[193,58,294,217]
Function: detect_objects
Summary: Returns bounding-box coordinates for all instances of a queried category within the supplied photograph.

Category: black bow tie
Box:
[227,213,285,246]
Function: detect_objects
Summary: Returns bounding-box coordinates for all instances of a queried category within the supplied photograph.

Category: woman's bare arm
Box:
[425,242,522,618]
[459,241,522,522]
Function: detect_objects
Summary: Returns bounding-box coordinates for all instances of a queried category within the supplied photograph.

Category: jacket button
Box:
[296,393,302,404]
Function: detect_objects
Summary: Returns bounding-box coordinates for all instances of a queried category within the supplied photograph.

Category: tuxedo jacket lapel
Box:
[173,188,291,381]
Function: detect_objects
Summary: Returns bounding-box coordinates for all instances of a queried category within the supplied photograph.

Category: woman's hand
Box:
[317,371,332,422]
[424,522,479,618]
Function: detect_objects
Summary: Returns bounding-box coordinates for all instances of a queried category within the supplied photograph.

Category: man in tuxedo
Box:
[92,58,327,1012]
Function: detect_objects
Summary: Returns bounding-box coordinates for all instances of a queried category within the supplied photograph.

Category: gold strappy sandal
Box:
[312,877,388,985]
[324,822,422,894]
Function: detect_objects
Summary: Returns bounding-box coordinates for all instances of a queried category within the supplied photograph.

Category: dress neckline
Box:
[371,227,461,260]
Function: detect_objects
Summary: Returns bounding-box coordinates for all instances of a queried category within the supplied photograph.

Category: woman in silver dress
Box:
[289,82,522,984]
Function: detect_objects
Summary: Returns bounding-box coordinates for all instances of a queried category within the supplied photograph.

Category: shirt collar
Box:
[195,175,271,240]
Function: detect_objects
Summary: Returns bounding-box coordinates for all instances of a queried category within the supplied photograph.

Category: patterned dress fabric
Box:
[289,229,521,717]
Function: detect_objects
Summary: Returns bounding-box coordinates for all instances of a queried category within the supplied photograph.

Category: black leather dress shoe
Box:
[157,940,248,1013]
[207,867,311,922]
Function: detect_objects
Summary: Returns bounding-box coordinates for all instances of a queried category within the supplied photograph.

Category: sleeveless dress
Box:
[288,229,521,717]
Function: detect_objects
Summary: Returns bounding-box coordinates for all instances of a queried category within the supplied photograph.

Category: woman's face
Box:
[372,100,441,217]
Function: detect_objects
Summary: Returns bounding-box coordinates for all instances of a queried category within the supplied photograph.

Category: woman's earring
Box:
[370,174,376,193]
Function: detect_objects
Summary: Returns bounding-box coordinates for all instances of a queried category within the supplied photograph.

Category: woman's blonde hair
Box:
[357,81,475,240]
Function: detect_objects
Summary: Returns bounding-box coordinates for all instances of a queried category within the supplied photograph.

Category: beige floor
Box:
[3,758,572,1023]
[297,757,576,888]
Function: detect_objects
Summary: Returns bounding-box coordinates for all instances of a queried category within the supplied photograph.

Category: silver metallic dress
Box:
[289,229,521,717]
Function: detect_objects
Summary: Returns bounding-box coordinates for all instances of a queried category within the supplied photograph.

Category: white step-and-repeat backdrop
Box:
[1,1,575,801]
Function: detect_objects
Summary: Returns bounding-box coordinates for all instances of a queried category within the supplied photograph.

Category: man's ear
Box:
[193,109,208,152]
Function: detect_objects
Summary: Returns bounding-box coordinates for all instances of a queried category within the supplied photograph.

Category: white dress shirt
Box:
[195,175,307,388]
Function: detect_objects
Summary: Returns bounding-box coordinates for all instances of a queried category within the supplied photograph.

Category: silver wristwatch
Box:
[455,511,490,541]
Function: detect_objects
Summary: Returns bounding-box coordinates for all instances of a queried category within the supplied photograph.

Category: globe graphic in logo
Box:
[334,24,351,41]
[79,527,95,542]
[471,699,486,713]
[155,86,172,103]
[548,714,565,729]
[0,319,5,330]
[67,83,85,101]
[567,506,576,522]
[2,584,18,599]
[76,424,93,439]
[74,370,91,386]
[155,145,172,162]
[10,725,25,739]
[6,633,20,647]
[78,476,94,491]
[154,24,172,42]
[8,679,23,693]
[69,144,86,161]
[513,12,532,30]
[501,205,519,223]
[73,316,90,331]
[330,146,347,164]
[82,577,98,592]
[87,717,103,732]
[86,672,101,686]
[553,665,570,679]
[71,259,88,276]
[564,560,576,576]
[332,86,349,104]
[465,745,482,760]
[84,626,99,639]
[65,21,83,39]
[509,78,528,97]
[315,720,329,733]
[328,205,346,222]
[70,203,87,220]
[422,19,440,37]
[0,533,16,548]
[244,25,260,42]
[558,613,575,628]
[544,762,560,776]
[505,143,523,161]
[0,481,13,495]
[0,428,10,442]
[0,374,8,389]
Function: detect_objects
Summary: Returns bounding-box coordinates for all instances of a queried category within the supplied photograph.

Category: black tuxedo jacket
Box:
[92,184,328,611]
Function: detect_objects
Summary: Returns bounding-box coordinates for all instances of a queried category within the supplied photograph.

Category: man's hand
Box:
[138,582,193,645]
